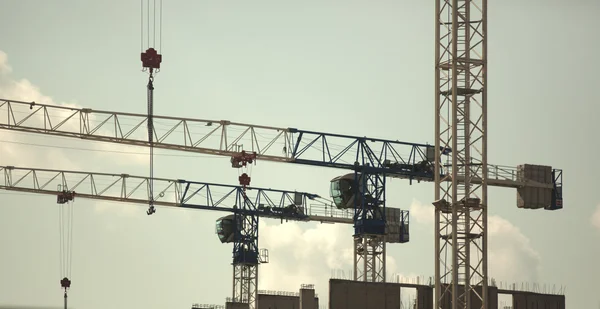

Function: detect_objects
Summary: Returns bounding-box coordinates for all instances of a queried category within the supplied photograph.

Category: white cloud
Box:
[258,220,402,305]
[409,198,542,283]
[409,198,434,225]
[591,204,600,231]
[258,221,352,291]
[487,216,541,283]
[0,50,146,217]
[0,51,12,75]
[256,198,544,305]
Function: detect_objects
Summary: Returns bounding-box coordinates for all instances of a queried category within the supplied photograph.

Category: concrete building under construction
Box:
[196,279,565,309]
[193,285,319,309]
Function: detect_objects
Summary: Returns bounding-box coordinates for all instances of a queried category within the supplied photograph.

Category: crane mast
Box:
[229,151,261,308]
[435,0,488,308]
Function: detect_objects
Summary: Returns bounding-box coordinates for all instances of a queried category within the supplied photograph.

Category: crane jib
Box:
[0,98,563,194]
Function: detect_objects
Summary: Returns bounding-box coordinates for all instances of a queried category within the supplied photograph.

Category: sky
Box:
[0,0,599,308]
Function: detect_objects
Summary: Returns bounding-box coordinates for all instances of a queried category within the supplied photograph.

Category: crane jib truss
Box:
[0,98,437,284]
[0,98,434,283]
[0,165,354,223]
[0,98,562,193]
[0,98,563,285]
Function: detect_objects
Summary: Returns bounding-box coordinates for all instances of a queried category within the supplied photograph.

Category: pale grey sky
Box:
[0,0,598,308]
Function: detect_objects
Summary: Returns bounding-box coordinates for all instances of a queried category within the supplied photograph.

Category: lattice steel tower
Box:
[352,169,387,283]
[434,0,488,309]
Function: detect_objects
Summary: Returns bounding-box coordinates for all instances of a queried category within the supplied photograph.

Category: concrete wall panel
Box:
[257,295,297,309]
[329,279,401,309]
[345,281,365,308]
[385,284,401,309]
[300,288,318,309]
[329,280,348,309]
[509,293,565,309]
[366,282,389,309]
[513,293,526,309]
[416,286,433,309]
[257,294,319,309]
[226,302,250,309]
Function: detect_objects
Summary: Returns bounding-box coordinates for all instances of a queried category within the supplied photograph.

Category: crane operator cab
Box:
[330,173,363,209]
[215,214,236,243]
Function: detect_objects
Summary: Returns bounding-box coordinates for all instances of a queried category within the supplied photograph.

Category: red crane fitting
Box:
[230,151,257,168]
[239,173,251,187]
[60,277,71,289]
[57,191,75,204]
[141,48,162,70]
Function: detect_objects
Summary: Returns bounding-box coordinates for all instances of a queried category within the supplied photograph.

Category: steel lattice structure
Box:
[0,98,558,189]
[352,168,387,282]
[0,97,563,307]
[230,191,260,308]
[0,2,570,307]
[0,165,351,223]
[354,234,386,282]
[0,98,431,285]
[233,262,258,306]
[435,0,488,308]
[0,165,354,309]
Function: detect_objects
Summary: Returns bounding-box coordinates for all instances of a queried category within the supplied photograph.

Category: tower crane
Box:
[431,1,563,308]
[0,99,563,294]
[0,165,376,309]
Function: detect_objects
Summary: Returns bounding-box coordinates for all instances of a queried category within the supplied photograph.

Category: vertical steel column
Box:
[481,1,489,306]
[352,167,387,283]
[353,235,386,282]
[435,0,488,308]
[232,191,260,309]
[233,264,258,309]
